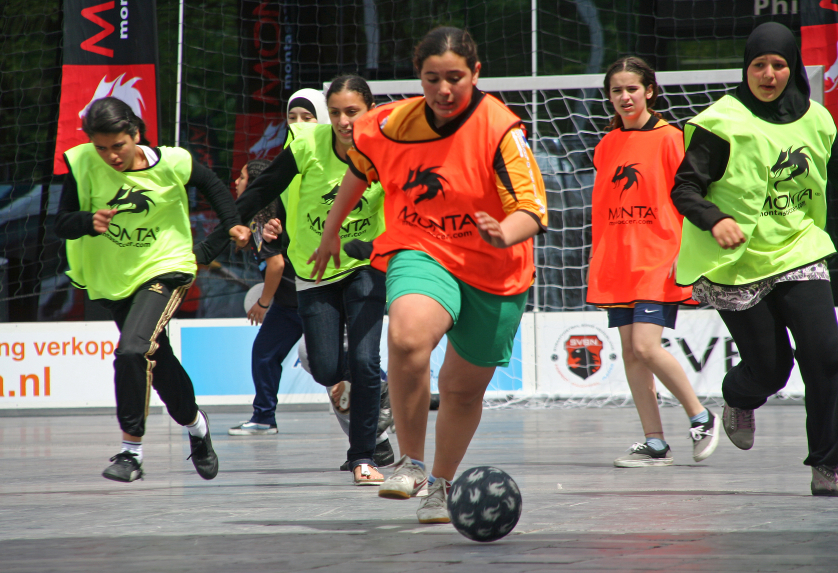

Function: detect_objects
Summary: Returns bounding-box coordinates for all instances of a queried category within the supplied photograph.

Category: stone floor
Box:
[1,403,836,572]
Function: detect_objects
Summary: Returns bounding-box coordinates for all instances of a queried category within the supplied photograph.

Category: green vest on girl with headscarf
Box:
[677,96,836,286]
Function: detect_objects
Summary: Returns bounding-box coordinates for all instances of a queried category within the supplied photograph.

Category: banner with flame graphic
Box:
[802,1,838,124]
[54,0,159,175]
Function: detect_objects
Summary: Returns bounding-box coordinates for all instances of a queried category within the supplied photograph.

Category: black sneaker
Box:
[187,410,219,480]
[339,439,396,471]
[102,451,144,482]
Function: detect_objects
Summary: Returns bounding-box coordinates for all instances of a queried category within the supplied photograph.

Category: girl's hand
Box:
[308,231,341,283]
[92,209,117,234]
[474,211,507,248]
[262,218,282,242]
[247,301,269,325]
[228,225,251,248]
[711,218,746,250]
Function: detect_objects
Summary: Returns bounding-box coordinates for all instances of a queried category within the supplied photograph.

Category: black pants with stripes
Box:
[99,272,199,437]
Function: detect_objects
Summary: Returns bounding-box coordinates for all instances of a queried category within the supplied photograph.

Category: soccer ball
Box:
[447,466,522,542]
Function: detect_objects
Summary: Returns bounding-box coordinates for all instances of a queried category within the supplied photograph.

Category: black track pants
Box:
[99,272,199,437]
[719,280,838,468]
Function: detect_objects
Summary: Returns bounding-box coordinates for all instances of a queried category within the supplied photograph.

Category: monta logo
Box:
[107,186,156,217]
[321,184,367,213]
[770,146,810,189]
[612,163,641,198]
[402,165,448,204]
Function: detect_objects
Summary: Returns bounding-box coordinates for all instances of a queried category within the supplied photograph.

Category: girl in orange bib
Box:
[588,57,719,468]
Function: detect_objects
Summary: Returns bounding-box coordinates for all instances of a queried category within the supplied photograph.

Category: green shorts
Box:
[386,250,527,367]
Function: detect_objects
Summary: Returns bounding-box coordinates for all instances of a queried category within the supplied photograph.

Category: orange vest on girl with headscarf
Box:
[587,119,695,306]
[351,95,536,296]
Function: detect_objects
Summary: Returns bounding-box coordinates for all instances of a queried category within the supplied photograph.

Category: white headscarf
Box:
[286,88,330,124]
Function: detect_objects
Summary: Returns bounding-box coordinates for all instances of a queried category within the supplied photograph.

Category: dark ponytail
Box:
[82,97,149,145]
[603,56,663,130]
[413,26,479,74]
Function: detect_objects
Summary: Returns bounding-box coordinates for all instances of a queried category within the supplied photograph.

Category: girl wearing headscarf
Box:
[671,22,838,496]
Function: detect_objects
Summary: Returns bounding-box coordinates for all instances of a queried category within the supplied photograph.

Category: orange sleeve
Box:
[346,146,380,185]
[493,128,548,228]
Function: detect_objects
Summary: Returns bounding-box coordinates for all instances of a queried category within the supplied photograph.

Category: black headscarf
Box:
[734,22,810,124]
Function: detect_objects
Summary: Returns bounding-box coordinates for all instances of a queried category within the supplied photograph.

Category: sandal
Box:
[353,463,384,486]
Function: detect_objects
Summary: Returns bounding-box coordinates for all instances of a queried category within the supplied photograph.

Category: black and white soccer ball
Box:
[447,466,522,542]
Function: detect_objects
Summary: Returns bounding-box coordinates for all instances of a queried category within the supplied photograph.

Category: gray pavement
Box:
[1,403,837,572]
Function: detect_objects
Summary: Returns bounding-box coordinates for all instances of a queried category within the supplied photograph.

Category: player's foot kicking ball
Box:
[417,478,451,523]
[102,452,144,482]
[187,410,219,480]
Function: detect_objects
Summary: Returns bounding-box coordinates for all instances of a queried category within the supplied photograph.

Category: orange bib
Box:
[353,95,535,296]
[587,121,695,306]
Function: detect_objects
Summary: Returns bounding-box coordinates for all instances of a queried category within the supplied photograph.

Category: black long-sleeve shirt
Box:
[671,125,838,231]
[55,149,240,250]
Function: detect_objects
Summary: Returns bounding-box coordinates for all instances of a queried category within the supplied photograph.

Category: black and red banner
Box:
[802,0,838,123]
[54,0,159,175]
[231,1,297,186]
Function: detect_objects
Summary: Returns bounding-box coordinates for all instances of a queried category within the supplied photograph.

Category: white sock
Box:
[186,411,207,438]
[121,440,143,463]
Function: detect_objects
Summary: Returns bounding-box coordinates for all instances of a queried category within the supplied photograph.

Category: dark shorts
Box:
[607,303,678,329]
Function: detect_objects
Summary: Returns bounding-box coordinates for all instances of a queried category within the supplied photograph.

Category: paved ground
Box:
[1,403,836,572]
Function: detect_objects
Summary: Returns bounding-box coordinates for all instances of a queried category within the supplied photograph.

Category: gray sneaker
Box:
[417,478,451,524]
[228,421,278,436]
[690,409,720,462]
[722,403,755,450]
[811,465,838,496]
[378,454,427,499]
[614,442,674,468]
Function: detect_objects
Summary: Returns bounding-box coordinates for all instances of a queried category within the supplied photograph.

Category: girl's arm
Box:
[235,149,299,223]
[54,167,100,240]
[474,210,541,248]
[189,159,250,264]
[308,169,368,281]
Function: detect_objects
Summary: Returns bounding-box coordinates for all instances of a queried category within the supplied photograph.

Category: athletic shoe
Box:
[187,410,219,480]
[722,402,755,450]
[353,463,384,486]
[102,451,144,482]
[613,442,674,468]
[378,454,427,499]
[811,465,838,496]
[690,409,721,462]
[339,439,396,471]
[228,421,278,436]
[330,381,351,414]
[417,478,451,524]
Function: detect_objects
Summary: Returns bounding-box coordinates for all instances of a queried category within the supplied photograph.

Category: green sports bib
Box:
[677,96,836,286]
[284,123,385,281]
[64,144,196,300]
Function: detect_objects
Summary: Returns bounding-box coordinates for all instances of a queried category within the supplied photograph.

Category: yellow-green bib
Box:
[677,96,836,286]
[284,123,385,281]
[64,144,196,300]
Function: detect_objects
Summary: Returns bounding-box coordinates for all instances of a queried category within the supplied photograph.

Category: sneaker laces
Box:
[734,408,755,431]
[815,465,838,482]
[689,424,712,441]
[628,442,647,453]
[423,480,448,508]
[110,451,139,463]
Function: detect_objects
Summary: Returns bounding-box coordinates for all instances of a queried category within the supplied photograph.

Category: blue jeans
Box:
[249,303,304,427]
[296,267,386,468]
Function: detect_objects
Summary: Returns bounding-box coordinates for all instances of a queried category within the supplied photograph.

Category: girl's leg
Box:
[295,284,345,388]
[618,324,664,440]
[342,268,386,474]
[629,322,704,419]
[430,341,496,481]
[387,293,452,462]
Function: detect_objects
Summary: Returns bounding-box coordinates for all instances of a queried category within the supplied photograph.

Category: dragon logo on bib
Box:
[770,146,810,189]
[612,163,641,199]
[321,184,367,213]
[108,186,156,217]
[402,165,448,204]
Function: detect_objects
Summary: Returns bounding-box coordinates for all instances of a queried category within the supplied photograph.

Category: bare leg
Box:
[122,431,142,442]
[431,342,496,481]
[619,325,665,440]
[628,322,704,419]
[387,294,452,463]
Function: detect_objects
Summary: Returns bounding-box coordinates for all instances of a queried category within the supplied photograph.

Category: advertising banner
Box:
[802,0,838,124]
[54,0,160,175]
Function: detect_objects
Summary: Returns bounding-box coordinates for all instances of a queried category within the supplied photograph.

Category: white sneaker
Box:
[378,454,427,499]
[228,421,278,436]
[417,478,451,524]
